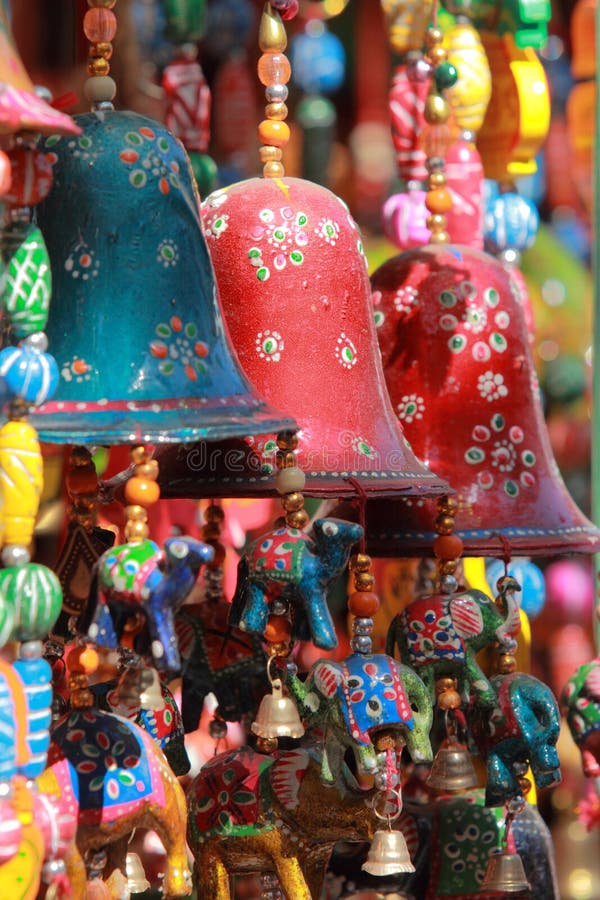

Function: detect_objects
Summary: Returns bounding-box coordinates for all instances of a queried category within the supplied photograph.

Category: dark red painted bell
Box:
[347,244,600,556]
[158,177,450,500]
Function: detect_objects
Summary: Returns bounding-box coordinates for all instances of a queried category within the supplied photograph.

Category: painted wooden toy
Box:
[561,657,600,777]
[287,652,433,784]
[386,578,522,707]
[187,746,378,900]
[175,599,268,732]
[46,707,192,899]
[230,519,363,650]
[85,535,214,673]
[469,672,561,806]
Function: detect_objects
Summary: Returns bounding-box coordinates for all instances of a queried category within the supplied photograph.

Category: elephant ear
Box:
[313,661,343,698]
[449,593,484,639]
[271,750,311,811]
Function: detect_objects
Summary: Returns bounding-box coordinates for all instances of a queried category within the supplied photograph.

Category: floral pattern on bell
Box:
[149,316,209,381]
[255,330,284,362]
[64,243,100,281]
[464,415,536,498]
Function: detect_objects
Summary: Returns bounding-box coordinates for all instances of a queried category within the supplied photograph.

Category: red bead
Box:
[83,8,117,43]
[433,533,464,560]
[348,591,380,616]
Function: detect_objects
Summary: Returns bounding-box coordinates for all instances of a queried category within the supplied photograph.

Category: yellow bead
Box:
[0,421,43,547]
[428,171,446,187]
[90,41,113,60]
[87,57,110,77]
[258,119,290,148]
[265,101,288,121]
[425,26,444,48]
[428,46,447,66]
[426,213,447,230]
[424,93,450,125]
[264,160,285,177]
[259,145,283,163]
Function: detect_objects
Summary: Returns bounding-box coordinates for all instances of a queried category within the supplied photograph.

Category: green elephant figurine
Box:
[386,577,522,706]
[287,652,433,785]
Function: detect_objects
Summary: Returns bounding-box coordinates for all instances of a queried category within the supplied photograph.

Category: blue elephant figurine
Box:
[287,652,433,784]
[85,535,214,673]
[469,671,561,806]
[230,518,363,649]
[386,577,522,707]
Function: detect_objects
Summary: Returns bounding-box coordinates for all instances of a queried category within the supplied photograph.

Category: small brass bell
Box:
[481,849,531,893]
[362,828,415,876]
[426,740,479,792]
[251,678,305,740]
[126,852,151,894]
[139,667,165,711]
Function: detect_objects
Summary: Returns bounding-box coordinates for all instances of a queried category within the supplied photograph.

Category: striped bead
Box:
[0,564,62,641]
[0,346,58,406]
[0,421,43,547]
[3,223,52,338]
[13,656,53,778]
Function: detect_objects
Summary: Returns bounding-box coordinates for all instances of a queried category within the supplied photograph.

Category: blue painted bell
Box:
[30,110,295,445]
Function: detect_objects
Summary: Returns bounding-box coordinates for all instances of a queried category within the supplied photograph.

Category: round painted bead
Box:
[348,591,380,616]
[275,465,306,494]
[258,119,290,148]
[426,187,453,213]
[257,53,292,86]
[0,346,59,406]
[83,75,116,103]
[484,192,539,254]
[433,533,464,560]
[434,61,459,90]
[4,148,53,208]
[3,224,51,338]
[124,476,161,506]
[83,8,117,43]
[0,564,62,641]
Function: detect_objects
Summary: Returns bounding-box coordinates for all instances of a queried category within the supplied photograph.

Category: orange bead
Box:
[124,476,161,506]
[258,119,290,148]
[348,591,380,617]
[257,53,291,86]
[426,187,453,214]
[83,8,117,43]
[433,533,464,560]
[264,614,292,644]
[67,645,99,676]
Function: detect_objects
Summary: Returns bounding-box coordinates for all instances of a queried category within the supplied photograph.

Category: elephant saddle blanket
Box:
[251,528,310,582]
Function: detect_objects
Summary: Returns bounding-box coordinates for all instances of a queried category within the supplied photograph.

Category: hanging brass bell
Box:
[362,828,415,876]
[481,849,531,893]
[426,741,479,792]
[251,679,305,740]
[126,852,151,894]
[139,667,165,712]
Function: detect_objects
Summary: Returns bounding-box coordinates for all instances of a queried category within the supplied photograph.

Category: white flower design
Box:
[477,371,509,402]
[396,394,425,424]
[315,218,340,245]
[255,330,284,363]
[394,285,419,314]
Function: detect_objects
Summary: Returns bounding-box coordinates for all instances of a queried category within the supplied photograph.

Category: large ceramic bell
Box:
[344,245,600,556]
[0,9,79,136]
[161,176,448,499]
[31,110,295,445]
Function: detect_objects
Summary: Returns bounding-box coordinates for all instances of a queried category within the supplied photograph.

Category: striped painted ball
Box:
[484,192,540,254]
[0,346,58,406]
[0,563,62,641]
[3,223,52,338]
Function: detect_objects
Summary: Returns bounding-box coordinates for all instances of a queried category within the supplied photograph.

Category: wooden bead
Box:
[275,466,305,494]
[348,591,380,616]
[124,476,160,506]
[265,101,288,121]
[426,187,453,213]
[433,533,464,560]
[354,571,375,591]
[264,614,292,643]
[83,75,116,103]
[286,508,309,529]
[257,53,291,86]
[258,119,290,148]
[83,8,117,43]
[87,57,110,77]
[263,161,285,179]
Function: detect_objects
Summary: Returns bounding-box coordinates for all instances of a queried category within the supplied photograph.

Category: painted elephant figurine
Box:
[44,707,192,899]
[230,518,363,650]
[187,745,377,900]
[287,652,433,784]
[386,577,522,706]
[469,672,561,806]
[85,535,214,673]
[561,657,600,777]
[175,599,268,732]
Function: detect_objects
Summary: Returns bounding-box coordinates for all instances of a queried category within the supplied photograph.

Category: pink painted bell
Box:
[353,245,600,556]
[166,176,449,500]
